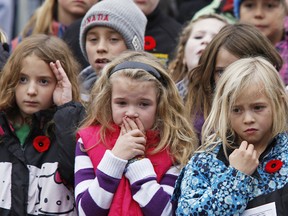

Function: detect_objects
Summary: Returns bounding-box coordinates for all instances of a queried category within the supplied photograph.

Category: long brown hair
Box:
[185,23,283,122]
[0,34,81,114]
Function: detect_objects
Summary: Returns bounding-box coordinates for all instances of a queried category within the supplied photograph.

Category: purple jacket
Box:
[276,16,288,85]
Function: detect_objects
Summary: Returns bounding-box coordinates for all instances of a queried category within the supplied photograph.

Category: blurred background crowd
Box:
[0,0,227,42]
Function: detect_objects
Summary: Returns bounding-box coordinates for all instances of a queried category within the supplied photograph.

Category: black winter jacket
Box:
[0,101,85,215]
[145,5,182,65]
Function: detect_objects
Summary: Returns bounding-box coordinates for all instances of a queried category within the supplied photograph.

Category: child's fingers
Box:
[126,117,139,130]
[55,60,67,79]
[239,140,248,150]
[129,128,146,140]
[135,117,145,134]
[50,60,70,84]
[246,143,255,154]
[123,117,132,132]
[120,124,127,135]
[123,117,140,132]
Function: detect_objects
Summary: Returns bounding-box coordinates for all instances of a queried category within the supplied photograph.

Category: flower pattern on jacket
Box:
[173,133,288,215]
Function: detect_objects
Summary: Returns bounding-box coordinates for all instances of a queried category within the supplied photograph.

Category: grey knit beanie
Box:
[80,0,147,60]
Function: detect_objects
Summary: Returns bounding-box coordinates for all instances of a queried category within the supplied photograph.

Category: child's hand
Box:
[121,116,145,135]
[112,117,146,160]
[50,60,72,106]
[229,141,259,176]
[112,128,146,160]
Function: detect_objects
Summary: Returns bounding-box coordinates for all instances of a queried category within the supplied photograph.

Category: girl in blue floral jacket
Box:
[173,56,288,215]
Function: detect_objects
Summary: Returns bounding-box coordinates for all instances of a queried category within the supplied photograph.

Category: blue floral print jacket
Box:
[173,133,288,216]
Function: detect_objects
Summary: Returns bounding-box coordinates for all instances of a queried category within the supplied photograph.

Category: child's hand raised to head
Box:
[112,117,146,160]
[229,141,259,176]
[50,60,72,106]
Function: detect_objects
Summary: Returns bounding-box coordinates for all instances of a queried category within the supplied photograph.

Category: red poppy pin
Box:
[144,36,156,51]
[265,159,283,173]
[33,136,51,152]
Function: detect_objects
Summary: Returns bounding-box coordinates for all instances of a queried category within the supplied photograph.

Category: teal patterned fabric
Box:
[173,133,288,215]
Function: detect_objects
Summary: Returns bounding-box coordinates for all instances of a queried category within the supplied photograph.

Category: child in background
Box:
[174,56,288,215]
[234,0,288,85]
[0,34,84,215]
[78,0,147,101]
[185,23,283,140]
[168,13,227,99]
[12,0,98,50]
[74,51,198,215]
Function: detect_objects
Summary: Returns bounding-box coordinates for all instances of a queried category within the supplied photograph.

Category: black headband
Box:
[109,61,167,86]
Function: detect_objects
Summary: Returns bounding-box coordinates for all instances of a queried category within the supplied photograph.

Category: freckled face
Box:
[111,76,158,131]
[15,55,57,118]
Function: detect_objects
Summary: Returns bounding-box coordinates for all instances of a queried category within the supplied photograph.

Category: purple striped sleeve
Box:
[142,188,170,215]
[96,169,121,193]
[160,173,178,187]
[125,160,179,215]
[75,167,95,186]
[130,176,156,195]
[80,190,109,216]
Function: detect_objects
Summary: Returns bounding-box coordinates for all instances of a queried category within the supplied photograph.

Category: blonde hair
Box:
[202,57,288,158]
[81,50,198,167]
[0,28,7,43]
[21,0,57,37]
[0,34,81,115]
[168,14,228,83]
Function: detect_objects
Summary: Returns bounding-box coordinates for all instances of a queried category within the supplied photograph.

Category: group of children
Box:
[0,0,288,215]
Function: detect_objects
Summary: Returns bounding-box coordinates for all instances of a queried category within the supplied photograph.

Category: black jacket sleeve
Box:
[53,101,86,186]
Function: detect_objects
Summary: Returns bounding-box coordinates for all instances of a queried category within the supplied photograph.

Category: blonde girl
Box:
[174,56,288,215]
[0,34,84,215]
[75,50,197,215]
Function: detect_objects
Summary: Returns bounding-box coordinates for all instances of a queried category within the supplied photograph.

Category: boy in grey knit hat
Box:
[78,0,147,101]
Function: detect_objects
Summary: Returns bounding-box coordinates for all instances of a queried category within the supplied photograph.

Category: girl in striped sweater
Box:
[74,51,198,216]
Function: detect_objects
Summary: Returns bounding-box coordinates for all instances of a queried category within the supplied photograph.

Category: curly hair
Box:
[81,50,198,167]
